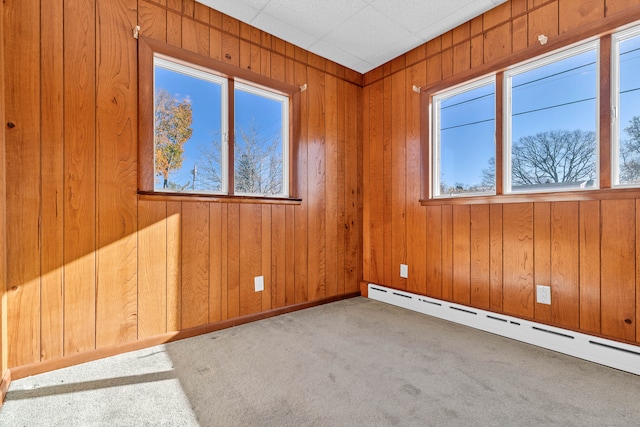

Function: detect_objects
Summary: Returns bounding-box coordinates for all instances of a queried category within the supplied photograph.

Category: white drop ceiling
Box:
[196,0,509,74]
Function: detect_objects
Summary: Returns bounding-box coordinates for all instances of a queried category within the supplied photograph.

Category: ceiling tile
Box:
[197,0,264,23]
[196,0,509,73]
[323,5,415,60]
[251,12,317,49]
[308,40,364,71]
[262,0,367,39]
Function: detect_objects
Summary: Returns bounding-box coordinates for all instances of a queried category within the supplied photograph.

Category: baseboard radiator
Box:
[367,284,640,376]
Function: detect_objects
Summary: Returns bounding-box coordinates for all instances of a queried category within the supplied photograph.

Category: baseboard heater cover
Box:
[367,284,640,376]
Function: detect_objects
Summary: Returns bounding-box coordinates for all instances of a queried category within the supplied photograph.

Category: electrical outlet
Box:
[254,276,264,292]
[536,285,551,305]
[400,264,408,279]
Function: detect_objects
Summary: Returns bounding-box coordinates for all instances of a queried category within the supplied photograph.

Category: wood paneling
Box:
[63,0,97,357]
[361,0,640,349]
[95,0,138,349]
[601,200,635,342]
[40,0,65,362]
[181,202,210,329]
[0,0,6,380]
[5,0,42,369]
[550,202,579,329]
[452,206,471,304]
[534,203,551,323]
[502,204,534,319]
[470,205,490,310]
[138,201,168,338]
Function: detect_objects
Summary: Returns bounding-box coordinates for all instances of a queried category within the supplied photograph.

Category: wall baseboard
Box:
[6,292,360,388]
[367,284,640,376]
[0,369,10,407]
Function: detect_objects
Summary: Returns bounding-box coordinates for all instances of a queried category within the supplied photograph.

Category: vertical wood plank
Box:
[528,2,559,47]
[227,204,240,318]
[503,203,534,319]
[362,84,372,282]
[63,0,97,356]
[181,202,210,329]
[40,0,64,361]
[344,83,360,293]
[167,11,182,48]
[406,62,427,295]
[484,23,511,63]
[382,76,393,286]
[534,203,551,323]
[272,205,286,308]
[470,205,490,310]
[285,205,296,305]
[550,202,579,329]
[307,67,326,300]
[167,202,182,331]
[335,80,346,295]
[559,0,604,34]
[261,205,272,311]
[441,205,454,301]
[579,200,601,334]
[95,0,138,348]
[0,0,6,378]
[601,200,635,342]
[391,70,407,290]
[293,61,308,303]
[239,204,262,316]
[181,17,209,56]
[138,201,167,338]
[5,0,42,367]
[452,206,471,305]
[325,74,338,297]
[219,204,228,320]
[426,206,443,299]
[489,204,503,312]
[138,1,166,42]
[368,80,384,284]
[209,203,222,323]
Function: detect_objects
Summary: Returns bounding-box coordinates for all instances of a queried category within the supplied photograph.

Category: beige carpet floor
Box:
[1,297,639,426]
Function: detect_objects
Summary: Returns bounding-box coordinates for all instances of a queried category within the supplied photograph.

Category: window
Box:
[504,41,599,193]
[138,38,298,200]
[427,37,608,202]
[613,25,640,186]
[432,77,496,197]
[154,57,228,193]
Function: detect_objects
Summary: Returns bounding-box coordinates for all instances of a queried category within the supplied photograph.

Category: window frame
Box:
[503,40,600,195]
[611,24,640,188]
[431,75,496,198]
[138,37,301,203]
[420,15,640,206]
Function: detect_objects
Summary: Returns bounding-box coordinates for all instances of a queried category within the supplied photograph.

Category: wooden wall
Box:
[2,0,361,373]
[0,0,7,389]
[363,0,640,346]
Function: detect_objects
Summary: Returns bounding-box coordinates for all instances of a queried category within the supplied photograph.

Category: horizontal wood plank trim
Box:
[141,36,300,96]
[8,292,360,381]
[138,191,302,205]
[421,187,640,206]
[0,369,10,406]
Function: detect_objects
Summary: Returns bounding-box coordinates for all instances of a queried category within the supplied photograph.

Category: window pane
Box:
[234,84,288,196]
[435,80,495,196]
[154,58,225,193]
[616,31,640,185]
[509,46,598,192]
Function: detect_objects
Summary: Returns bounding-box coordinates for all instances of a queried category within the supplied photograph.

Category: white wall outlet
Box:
[536,285,551,305]
[400,264,408,279]
[254,276,264,292]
